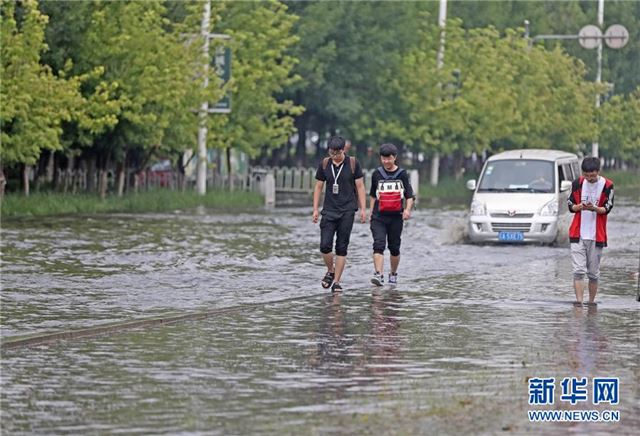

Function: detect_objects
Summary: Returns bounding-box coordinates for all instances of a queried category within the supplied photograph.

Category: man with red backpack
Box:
[368,143,415,286]
[313,136,367,292]
[567,157,614,304]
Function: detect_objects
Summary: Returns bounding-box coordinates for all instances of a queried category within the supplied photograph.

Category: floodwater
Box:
[1,199,639,434]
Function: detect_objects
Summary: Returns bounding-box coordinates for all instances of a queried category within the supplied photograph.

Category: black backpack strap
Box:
[324,156,352,171]
[377,166,388,180]
[377,167,404,180]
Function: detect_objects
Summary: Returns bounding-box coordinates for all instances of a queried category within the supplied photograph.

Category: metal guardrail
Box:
[250,167,419,207]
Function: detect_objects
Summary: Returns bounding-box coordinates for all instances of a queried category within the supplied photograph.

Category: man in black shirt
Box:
[312,136,366,292]
[368,143,415,286]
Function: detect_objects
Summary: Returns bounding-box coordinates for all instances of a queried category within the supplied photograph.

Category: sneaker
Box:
[371,272,384,286]
[331,282,343,293]
[388,272,398,285]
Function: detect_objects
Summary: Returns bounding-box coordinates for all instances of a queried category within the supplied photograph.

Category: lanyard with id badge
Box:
[331,162,344,195]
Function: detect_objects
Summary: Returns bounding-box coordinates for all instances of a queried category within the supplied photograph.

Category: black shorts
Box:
[319,211,355,256]
[370,214,403,256]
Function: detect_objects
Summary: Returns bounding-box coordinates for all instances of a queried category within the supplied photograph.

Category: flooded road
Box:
[1,200,639,434]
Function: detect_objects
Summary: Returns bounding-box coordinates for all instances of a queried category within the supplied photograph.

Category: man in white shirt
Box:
[567,157,615,304]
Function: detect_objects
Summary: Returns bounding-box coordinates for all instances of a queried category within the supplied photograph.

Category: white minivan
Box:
[466,149,580,244]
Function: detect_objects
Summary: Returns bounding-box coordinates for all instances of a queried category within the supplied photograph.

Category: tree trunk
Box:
[226,147,233,191]
[99,170,108,200]
[116,163,125,197]
[453,151,465,181]
[430,152,440,186]
[46,151,55,183]
[294,112,307,168]
[116,150,127,197]
[23,164,31,196]
[216,149,223,188]
[99,154,110,200]
[87,156,97,193]
[315,130,325,161]
[0,165,6,200]
[133,171,140,193]
[176,152,187,192]
[284,140,292,166]
[63,155,75,194]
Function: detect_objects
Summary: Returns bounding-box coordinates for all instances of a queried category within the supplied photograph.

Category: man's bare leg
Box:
[373,253,384,274]
[322,252,334,273]
[390,254,400,274]
[334,255,347,283]
[588,280,598,304]
[574,279,585,303]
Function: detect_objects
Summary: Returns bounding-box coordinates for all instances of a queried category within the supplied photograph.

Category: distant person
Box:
[567,157,614,304]
[368,143,415,286]
[313,136,366,292]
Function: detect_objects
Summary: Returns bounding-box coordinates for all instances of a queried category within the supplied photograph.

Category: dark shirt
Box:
[315,156,363,213]
[369,166,415,217]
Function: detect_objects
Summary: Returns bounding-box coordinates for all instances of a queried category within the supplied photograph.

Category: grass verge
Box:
[418,176,473,207]
[605,170,640,198]
[1,189,264,219]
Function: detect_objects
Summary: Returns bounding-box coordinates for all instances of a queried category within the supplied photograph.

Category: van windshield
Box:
[477,159,555,193]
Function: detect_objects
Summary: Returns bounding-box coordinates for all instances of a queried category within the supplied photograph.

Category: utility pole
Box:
[592,0,604,158]
[431,0,447,187]
[195,2,231,195]
[196,0,211,195]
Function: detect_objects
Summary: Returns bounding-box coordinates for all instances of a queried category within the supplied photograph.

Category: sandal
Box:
[331,282,343,293]
[321,271,335,289]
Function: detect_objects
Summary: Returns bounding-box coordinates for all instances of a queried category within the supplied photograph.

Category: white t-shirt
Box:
[580,176,605,240]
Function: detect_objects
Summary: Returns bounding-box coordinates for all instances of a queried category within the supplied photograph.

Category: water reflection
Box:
[364,290,403,376]
[567,304,608,376]
[311,293,352,373]
[309,290,404,380]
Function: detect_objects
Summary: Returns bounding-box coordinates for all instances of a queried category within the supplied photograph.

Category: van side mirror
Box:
[560,180,572,192]
[466,179,476,191]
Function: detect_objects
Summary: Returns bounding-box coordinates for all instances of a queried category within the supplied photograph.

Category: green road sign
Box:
[210,46,231,113]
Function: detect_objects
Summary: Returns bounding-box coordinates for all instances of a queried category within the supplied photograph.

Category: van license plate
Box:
[498,231,524,241]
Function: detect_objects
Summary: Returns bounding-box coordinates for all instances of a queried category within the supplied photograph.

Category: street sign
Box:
[209,46,231,113]
[578,25,602,49]
[604,24,629,49]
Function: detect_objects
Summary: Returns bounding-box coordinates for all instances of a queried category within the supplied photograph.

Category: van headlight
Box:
[470,200,487,216]
[539,199,558,216]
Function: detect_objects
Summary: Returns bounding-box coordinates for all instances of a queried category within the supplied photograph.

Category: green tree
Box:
[0,0,81,195]
[496,32,598,152]
[395,20,598,180]
[600,89,640,165]
[53,0,205,197]
[449,0,640,95]
[286,1,431,165]
[208,0,302,162]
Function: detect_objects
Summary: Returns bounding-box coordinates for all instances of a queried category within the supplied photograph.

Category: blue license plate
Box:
[498,231,524,242]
